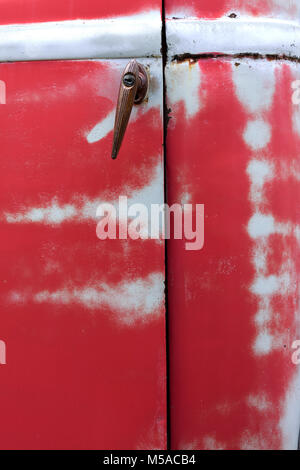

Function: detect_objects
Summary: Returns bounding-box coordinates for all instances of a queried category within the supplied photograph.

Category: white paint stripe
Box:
[165,61,202,118]
[247,212,299,240]
[167,18,300,58]
[247,393,272,412]
[3,162,164,226]
[87,110,115,144]
[1,16,300,63]
[8,272,165,326]
[0,11,161,62]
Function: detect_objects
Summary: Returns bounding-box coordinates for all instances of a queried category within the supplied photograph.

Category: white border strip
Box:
[0,15,299,62]
[167,18,300,59]
[0,11,161,62]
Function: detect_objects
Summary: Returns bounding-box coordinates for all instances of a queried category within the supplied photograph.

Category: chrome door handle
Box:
[111,60,148,159]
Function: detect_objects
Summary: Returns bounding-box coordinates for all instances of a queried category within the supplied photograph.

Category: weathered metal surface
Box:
[0,58,166,449]
[166,56,300,450]
[166,1,300,60]
[167,18,300,60]
[0,12,162,62]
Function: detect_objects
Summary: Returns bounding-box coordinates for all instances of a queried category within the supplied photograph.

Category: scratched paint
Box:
[8,272,164,326]
[166,57,300,450]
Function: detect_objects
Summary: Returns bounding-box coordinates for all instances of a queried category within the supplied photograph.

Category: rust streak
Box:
[172,52,300,64]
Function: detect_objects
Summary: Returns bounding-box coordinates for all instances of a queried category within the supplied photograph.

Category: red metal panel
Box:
[0,59,166,449]
[0,0,160,24]
[166,0,300,21]
[166,57,300,449]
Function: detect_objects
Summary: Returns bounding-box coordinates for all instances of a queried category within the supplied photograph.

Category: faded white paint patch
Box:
[252,242,268,274]
[136,416,166,450]
[294,225,300,242]
[292,107,300,137]
[247,393,272,412]
[180,436,226,451]
[291,66,300,138]
[278,159,300,182]
[280,278,300,449]
[251,275,280,296]
[87,110,115,144]
[8,272,164,326]
[248,213,275,239]
[280,361,300,449]
[3,162,164,229]
[251,268,293,297]
[251,258,296,357]
[248,212,295,241]
[253,330,274,356]
[246,159,274,205]
[240,431,268,450]
[165,61,202,118]
[202,436,225,451]
[43,259,62,275]
[232,62,276,114]
[254,298,272,326]
[246,160,274,188]
[5,201,77,224]
[179,441,198,451]
[243,119,271,151]
[84,162,164,227]
[180,192,191,205]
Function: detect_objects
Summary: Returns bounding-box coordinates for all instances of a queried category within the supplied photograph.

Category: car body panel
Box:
[0,58,166,450]
[166,55,300,450]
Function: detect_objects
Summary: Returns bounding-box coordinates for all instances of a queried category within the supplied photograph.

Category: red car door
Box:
[166,0,300,451]
[0,1,166,450]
